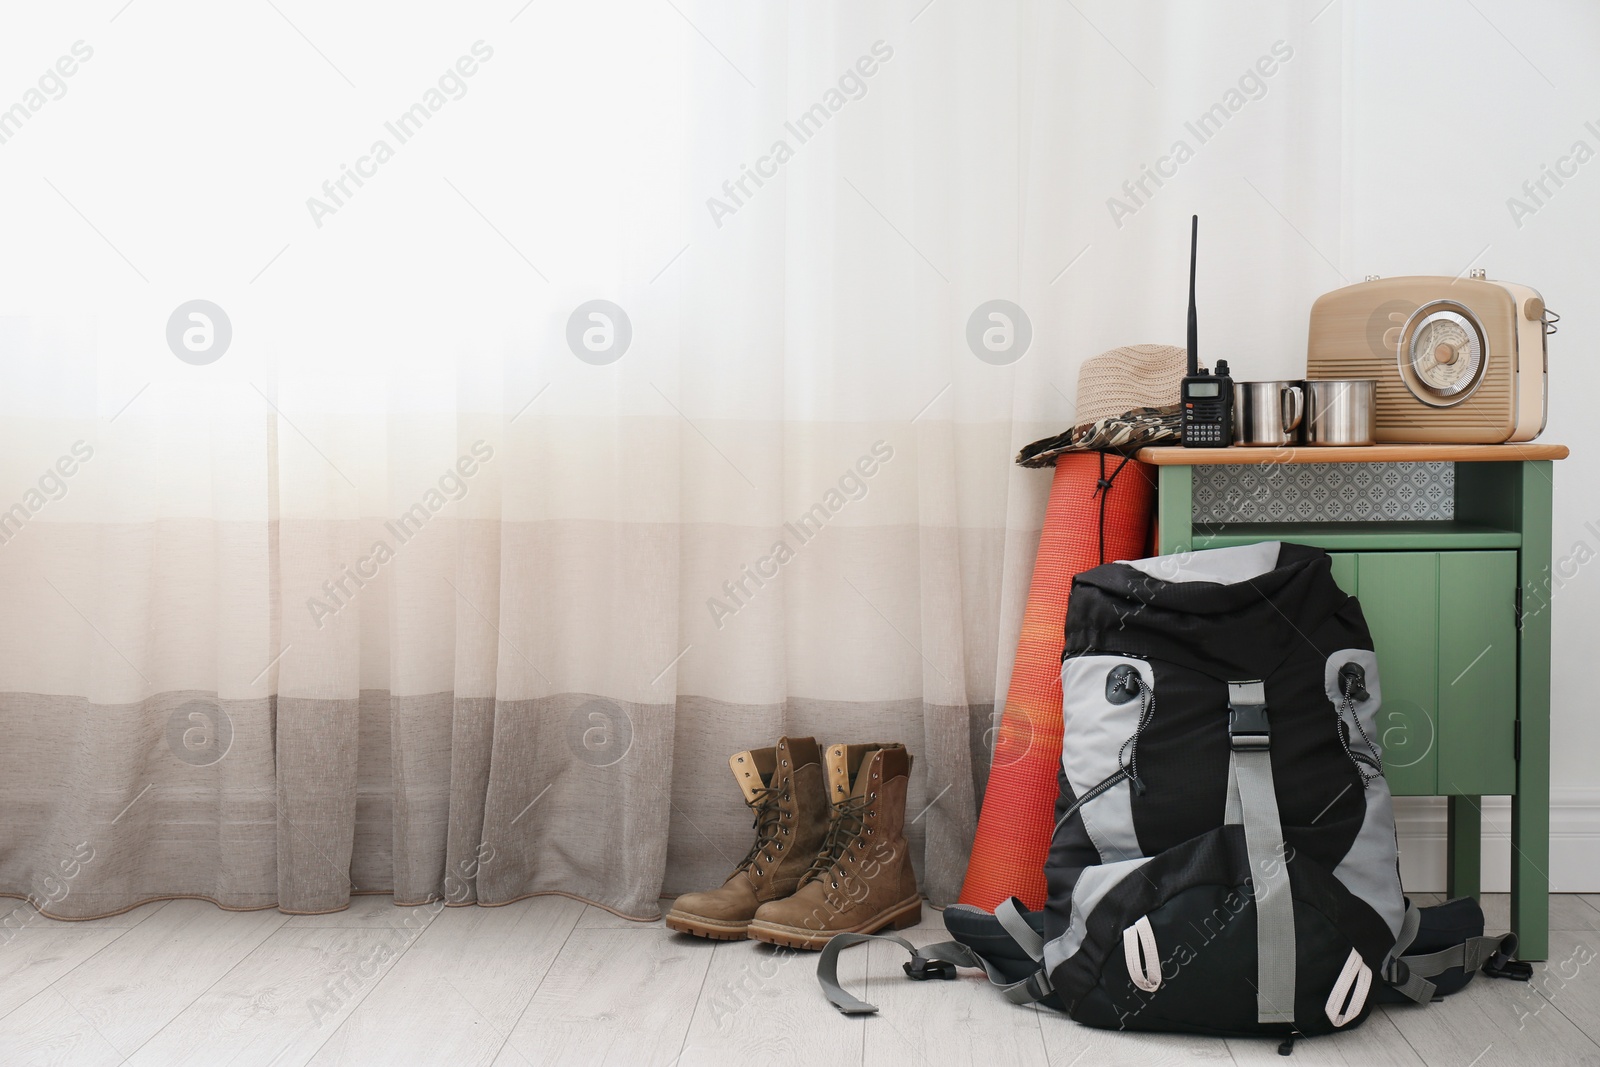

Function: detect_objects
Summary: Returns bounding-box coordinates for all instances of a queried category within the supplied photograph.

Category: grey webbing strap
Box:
[1381,901,1433,1000]
[991,965,1056,1005]
[1387,965,1436,1004]
[995,897,1045,963]
[816,931,1053,1014]
[1392,900,1423,959]
[1441,934,1514,975]
[1387,934,1515,1005]
[1228,680,1297,1027]
[1224,751,1243,825]
[1383,902,1518,1004]
[818,932,924,1014]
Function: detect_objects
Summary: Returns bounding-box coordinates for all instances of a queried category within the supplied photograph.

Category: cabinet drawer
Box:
[1328,551,1518,797]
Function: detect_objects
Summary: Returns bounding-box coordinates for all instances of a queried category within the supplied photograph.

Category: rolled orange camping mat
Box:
[958,450,1156,911]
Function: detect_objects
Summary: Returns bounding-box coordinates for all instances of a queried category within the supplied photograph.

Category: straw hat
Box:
[1017,343,1187,466]
[1073,344,1187,426]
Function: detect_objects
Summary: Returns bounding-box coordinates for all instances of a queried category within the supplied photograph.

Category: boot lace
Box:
[734,787,784,876]
[803,794,870,884]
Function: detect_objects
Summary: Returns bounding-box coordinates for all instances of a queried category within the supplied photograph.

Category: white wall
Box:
[1335,0,1599,891]
[1059,0,1598,889]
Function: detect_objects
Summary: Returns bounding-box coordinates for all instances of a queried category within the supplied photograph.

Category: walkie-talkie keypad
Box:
[1183,401,1229,446]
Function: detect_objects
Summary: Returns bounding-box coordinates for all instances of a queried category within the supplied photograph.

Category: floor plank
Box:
[0,926,131,1021]
[21,900,289,1056]
[305,896,585,1067]
[674,933,863,1067]
[1517,928,1600,1048]
[0,986,128,1067]
[862,912,1049,1067]
[1380,950,1600,1067]
[497,927,715,1066]
[123,925,423,1066]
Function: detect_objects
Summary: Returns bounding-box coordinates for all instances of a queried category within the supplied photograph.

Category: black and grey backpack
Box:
[819,543,1528,1049]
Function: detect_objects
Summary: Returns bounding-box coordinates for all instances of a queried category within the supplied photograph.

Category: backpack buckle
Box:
[1227,681,1270,750]
[1483,952,1533,982]
[903,955,958,981]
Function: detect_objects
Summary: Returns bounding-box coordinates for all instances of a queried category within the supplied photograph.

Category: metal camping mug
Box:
[1232,381,1304,446]
[1303,379,1377,446]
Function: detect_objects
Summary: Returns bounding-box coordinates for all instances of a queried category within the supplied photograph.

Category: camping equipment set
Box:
[816,542,1531,1050]
[671,214,1551,1052]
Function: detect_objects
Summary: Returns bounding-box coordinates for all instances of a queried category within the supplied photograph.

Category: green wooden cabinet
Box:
[1327,551,1518,798]
[1146,449,1561,960]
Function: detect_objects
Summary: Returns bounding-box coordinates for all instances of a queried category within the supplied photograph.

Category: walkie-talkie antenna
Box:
[1186,214,1199,376]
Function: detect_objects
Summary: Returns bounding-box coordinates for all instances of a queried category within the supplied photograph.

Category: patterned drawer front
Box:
[1193,462,1452,523]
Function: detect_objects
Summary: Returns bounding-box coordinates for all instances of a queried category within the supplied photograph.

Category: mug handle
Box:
[1282,385,1304,434]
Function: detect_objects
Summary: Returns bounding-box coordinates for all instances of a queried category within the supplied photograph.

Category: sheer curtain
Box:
[0,1,1338,918]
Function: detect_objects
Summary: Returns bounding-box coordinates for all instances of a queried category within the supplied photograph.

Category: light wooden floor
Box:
[4,893,1600,1066]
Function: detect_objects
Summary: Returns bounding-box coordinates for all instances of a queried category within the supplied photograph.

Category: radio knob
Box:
[1434,343,1458,365]
[1524,296,1545,321]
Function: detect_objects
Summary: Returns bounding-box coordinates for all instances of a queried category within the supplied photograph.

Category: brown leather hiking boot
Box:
[665,736,829,940]
[747,742,921,950]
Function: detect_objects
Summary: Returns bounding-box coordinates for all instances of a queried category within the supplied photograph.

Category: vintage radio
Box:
[1306,274,1555,443]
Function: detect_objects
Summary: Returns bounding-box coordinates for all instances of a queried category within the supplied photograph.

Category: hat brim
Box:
[1016,405,1181,467]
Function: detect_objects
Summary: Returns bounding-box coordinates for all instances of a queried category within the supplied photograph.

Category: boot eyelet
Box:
[867,828,874,834]
[831,880,839,889]
[869,792,877,800]
[775,843,783,851]
[781,760,788,767]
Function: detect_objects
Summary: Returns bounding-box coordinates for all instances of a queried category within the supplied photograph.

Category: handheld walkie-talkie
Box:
[1180,215,1234,448]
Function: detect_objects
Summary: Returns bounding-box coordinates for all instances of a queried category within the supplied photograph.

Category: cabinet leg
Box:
[1446,796,1481,899]
[1511,460,1553,962]
[1512,791,1550,961]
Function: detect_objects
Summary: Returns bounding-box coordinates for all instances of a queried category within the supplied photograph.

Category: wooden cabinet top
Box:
[1133,443,1569,465]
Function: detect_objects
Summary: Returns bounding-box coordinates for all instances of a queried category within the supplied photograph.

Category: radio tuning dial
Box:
[1400,302,1486,406]
[1524,296,1545,321]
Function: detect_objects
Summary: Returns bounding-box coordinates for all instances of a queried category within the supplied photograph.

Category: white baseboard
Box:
[1395,788,1600,893]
